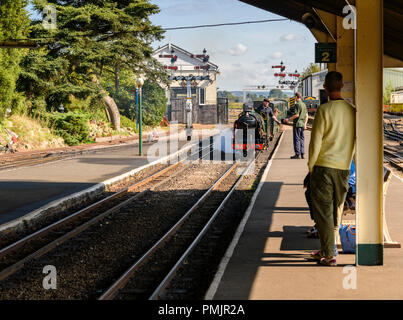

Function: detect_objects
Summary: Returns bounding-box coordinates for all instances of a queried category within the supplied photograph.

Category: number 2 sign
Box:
[315,43,337,63]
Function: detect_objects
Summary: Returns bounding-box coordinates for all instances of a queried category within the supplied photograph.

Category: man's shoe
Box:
[318,256,337,267]
[290,154,300,159]
[301,154,305,159]
[310,250,322,261]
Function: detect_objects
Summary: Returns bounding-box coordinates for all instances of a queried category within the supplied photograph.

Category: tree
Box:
[383,81,395,105]
[17,48,71,113]
[301,63,320,79]
[27,0,166,130]
[218,91,240,103]
[0,0,30,120]
[269,89,289,99]
[142,79,167,126]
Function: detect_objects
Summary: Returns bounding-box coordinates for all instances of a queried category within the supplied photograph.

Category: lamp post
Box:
[135,89,139,131]
[136,77,144,156]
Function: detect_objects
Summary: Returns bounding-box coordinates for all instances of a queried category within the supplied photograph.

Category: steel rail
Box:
[148,153,260,300]
[98,161,238,300]
[0,139,213,259]
[0,138,216,281]
[151,158,259,299]
[0,155,66,171]
[0,161,180,258]
[0,141,157,171]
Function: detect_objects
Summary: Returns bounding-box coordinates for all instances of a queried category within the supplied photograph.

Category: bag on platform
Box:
[339,224,356,254]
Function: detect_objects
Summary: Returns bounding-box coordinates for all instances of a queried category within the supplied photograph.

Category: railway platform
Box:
[208,126,403,300]
[0,127,225,228]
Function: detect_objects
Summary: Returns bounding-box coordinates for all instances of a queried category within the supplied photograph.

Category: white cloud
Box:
[280,34,297,41]
[228,43,247,56]
[270,51,284,59]
[280,34,304,42]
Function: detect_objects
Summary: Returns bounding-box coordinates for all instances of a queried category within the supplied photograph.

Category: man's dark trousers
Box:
[293,126,305,156]
[310,166,350,257]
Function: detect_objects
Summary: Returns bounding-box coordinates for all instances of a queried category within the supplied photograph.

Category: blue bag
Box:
[339,224,356,253]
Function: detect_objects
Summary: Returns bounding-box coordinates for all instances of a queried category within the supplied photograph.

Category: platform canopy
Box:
[240,0,403,65]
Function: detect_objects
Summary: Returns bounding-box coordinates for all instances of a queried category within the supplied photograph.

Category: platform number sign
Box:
[315,43,337,63]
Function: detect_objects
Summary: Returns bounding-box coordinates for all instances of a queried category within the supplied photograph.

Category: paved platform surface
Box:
[212,127,403,300]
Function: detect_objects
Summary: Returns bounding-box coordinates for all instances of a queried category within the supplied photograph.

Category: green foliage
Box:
[142,80,167,126]
[383,81,395,105]
[26,0,166,112]
[269,89,290,99]
[120,114,138,132]
[218,91,241,103]
[247,92,267,101]
[0,0,168,144]
[301,63,321,79]
[103,68,137,118]
[229,102,243,110]
[0,0,30,120]
[48,112,90,145]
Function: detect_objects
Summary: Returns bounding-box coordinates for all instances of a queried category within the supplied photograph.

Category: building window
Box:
[172,87,196,98]
[200,88,205,105]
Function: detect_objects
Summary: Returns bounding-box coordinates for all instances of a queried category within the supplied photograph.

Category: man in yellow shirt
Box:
[308,71,356,266]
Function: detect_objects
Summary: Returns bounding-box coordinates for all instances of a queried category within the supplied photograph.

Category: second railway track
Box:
[0,139,217,281]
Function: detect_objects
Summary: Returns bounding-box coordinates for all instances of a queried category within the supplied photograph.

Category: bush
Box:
[48,112,90,145]
[142,80,167,126]
[120,115,138,133]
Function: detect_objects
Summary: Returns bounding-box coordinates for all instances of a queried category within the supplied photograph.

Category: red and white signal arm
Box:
[164,65,178,70]
[171,55,178,63]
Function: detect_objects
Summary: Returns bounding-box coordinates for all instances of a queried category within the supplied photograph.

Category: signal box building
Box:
[153,43,227,124]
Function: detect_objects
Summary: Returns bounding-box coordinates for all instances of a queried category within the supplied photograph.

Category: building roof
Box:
[153,43,219,70]
[240,0,403,62]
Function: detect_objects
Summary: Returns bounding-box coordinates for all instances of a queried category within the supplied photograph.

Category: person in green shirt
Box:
[308,71,356,266]
[284,92,308,159]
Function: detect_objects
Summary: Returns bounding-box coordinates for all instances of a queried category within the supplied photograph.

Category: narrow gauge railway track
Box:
[384,129,403,143]
[384,117,403,143]
[0,141,157,172]
[384,146,403,172]
[100,152,261,300]
[0,140,215,283]
[384,119,403,172]
[0,154,67,171]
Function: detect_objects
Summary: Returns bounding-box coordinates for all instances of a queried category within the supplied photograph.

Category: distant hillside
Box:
[218,89,292,103]
[228,91,293,98]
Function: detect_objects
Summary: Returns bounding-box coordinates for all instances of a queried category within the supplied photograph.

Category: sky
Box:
[149,0,317,91]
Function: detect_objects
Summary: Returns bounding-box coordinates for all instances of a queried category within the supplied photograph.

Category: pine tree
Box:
[0,0,30,120]
[28,0,166,129]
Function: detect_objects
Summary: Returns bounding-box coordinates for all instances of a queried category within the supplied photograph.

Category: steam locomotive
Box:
[232,102,268,153]
[232,100,287,153]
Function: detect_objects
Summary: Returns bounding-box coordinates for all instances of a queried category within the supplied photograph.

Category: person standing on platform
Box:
[308,71,356,267]
[255,99,281,140]
[283,92,308,159]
